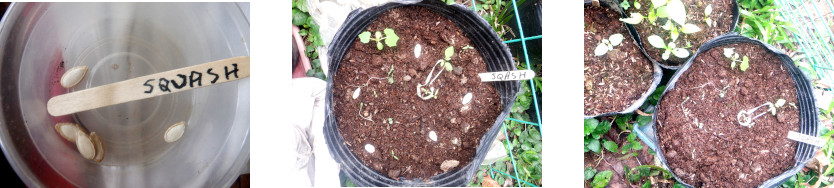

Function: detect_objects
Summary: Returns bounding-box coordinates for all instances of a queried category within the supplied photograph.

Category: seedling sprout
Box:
[594,34,624,56]
[358,28,400,50]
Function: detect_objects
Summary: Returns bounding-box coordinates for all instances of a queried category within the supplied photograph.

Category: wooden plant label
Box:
[47,56,250,116]
[478,70,536,82]
[787,131,825,147]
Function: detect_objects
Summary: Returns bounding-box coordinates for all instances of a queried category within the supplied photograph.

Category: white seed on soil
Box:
[75,132,95,160]
[90,132,104,162]
[414,44,422,58]
[55,122,86,143]
[440,160,460,172]
[462,93,473,105]
[353,87,361,99]
[164,121,187,143]
[429,131,437,141]
[60,66,88,88]
[365,144,375,153]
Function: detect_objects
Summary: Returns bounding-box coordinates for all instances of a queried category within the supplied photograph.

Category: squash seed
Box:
[75,132,95,160]
[90,132,104,162]
[462,93,473,105]
[353,87,361,99]
[60,66,88,88]
[55,122,86,143]
[164,121,187,143]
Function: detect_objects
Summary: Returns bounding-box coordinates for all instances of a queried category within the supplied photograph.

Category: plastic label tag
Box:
[478,70,536,82]
[787,131,825,147]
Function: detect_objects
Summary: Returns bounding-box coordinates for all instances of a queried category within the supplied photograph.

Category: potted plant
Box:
[323,0,518,186]
[619,0,739,69]
[584,0,663,119]
[651,34,818,187]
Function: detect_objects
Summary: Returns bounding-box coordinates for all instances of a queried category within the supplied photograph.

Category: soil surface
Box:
[628,0,735,66]
[584,4,654,116]
[656,43,798,187]
[333,6,502,180]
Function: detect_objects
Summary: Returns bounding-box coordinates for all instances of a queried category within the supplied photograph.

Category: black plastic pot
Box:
[625,0,740,70]
[642,33,819,187]
[584,0,664,119]
[322,0,519,186]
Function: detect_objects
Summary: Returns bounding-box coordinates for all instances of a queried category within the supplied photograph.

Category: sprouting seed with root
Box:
[737,99,785,127]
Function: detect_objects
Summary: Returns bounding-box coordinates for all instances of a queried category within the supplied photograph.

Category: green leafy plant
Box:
[591,170,613,188]
[358,28,400,50]
[391,150,399,160]
[594,34,624,56]
[723,48,750,71]
[736,0,796,50]
[292,0,326,80]
[477,0,528,41]
[626,165,674,186]
[584,119,612,153]
[620,0,703,60]
[647,35,690,60]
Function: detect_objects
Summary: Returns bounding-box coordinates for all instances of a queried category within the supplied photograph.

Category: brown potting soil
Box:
[332,6,502,180]
[657,43,798,187]
[629,0,735,66]
[584,4,654,116]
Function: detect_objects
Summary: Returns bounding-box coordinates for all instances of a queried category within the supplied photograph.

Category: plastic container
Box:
[0,3,250,187]
[634,33,819,187]
[322,0,519,186]
[584,0,664,119]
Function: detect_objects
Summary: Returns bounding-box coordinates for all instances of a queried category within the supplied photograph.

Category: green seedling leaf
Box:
[775,99,786,108]
[662,50,671,60]
[620,13,644,24]
[647,35,666,49]
[620,0,630,10]
[672,48,689,58]
[680,23,702,34]
[591,170,613,188]
[595,43,609,56]
[666,0,687,25]
[388,118,393,124]
[445,61,453,71]
[655,6,669,18]
[609,34,624,46]
[444,46,455,60]
[603,140,618,152]
[383,28,399,47]
[377,42,383,50]
[661,20,673,30]
[634,1,641,9]
[670,27,680,41]
[358,31,371,43]
[731,60,736,69]
[648,8,657,24]
[375,31,382,41]
[705,4,713,16]
[740,56,749,71]
[651,0,666,8]
[723,48,734,58]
